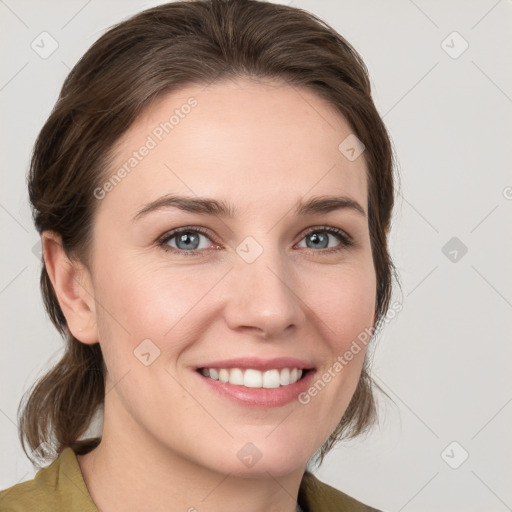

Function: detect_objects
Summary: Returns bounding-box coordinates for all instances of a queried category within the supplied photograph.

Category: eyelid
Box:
[157,224,354,254]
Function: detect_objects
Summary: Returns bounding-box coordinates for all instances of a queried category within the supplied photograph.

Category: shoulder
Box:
[299,470,384,512]
[0,447,97,512]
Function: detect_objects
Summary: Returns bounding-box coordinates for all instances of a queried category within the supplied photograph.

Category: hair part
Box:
[20,0,397,468]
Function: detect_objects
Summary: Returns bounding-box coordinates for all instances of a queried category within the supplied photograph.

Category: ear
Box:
[42,231,98,345]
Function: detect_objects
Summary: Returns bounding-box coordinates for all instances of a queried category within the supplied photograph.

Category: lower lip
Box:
[195,369,316,408]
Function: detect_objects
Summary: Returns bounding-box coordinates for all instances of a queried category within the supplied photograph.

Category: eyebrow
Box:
[132,193,366,222]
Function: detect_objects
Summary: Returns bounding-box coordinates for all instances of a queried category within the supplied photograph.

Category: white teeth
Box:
[263,369,280,388]
[202,367,305,388]
[229,368,244,385]
[244,369,262,388]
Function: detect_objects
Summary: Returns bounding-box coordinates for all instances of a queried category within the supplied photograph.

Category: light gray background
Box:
[1,1,511,511]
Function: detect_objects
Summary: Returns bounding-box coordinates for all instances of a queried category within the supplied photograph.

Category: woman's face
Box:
[85,78,376,476]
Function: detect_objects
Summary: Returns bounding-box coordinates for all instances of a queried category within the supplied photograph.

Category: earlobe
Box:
[41,231,98,345]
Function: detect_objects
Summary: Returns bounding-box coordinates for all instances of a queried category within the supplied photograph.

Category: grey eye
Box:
[297,230,344,250]
[166,231,211,251]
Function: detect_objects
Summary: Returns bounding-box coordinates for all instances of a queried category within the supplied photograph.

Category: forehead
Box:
[97,78,368,221]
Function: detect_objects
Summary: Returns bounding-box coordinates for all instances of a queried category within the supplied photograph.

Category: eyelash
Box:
[157,225,354,256]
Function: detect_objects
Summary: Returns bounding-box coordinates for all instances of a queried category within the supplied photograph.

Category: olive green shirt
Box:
[0,447,382,511]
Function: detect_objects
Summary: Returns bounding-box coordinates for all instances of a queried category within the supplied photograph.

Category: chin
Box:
[199,435,314,479]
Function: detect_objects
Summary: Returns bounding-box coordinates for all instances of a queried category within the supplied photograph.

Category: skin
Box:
[43,77,376,512]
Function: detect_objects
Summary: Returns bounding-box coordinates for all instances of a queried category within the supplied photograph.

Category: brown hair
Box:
[20,0,397,468]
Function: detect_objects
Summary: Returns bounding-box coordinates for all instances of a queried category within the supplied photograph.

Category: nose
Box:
[223,243,305,340]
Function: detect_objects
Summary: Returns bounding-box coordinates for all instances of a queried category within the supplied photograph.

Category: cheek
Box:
[93,257,220,358]
[301,261,376,422]
[308,263,376,350]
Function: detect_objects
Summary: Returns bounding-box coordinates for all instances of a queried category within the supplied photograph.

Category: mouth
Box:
[194,358,316,408]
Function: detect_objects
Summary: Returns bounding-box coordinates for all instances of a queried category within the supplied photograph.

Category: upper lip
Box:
[196,357,314,371]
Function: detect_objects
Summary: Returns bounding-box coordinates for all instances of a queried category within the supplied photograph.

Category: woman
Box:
[0,0,396,510]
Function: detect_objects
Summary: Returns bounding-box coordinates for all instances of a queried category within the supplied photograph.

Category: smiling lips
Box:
[195,357,316,408]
